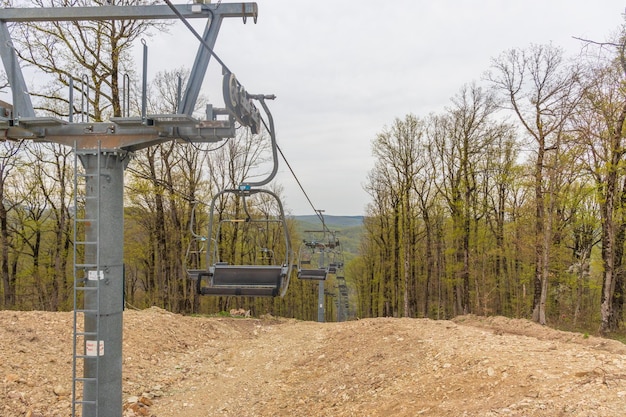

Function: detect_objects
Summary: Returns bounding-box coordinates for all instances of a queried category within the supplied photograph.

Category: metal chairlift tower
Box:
[297,210,344,323]
[0,3,259,417]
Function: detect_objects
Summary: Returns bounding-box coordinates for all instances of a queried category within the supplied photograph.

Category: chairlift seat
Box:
[298,268,327,281]
[197,264,286,297]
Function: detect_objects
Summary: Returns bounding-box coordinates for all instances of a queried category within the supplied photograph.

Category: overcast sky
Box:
[148,0,626,216]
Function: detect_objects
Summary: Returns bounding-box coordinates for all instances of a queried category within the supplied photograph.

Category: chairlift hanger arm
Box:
[207,187,291,255]
[223,74,278,188]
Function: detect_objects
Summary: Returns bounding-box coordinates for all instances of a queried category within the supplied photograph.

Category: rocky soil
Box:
[3,308,626,416]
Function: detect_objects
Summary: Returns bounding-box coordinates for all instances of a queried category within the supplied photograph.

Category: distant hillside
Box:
[290,215,364,229]
[289,215,364,259]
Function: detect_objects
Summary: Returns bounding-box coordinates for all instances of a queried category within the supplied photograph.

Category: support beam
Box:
[180,14,223,116]
[0,21,34,118]
[0,3,258,22]
[318,280,325,322]
[318,249,325,322]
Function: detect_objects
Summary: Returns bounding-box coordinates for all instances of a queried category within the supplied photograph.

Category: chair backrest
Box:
[196,265,286,297]
[212,264,283,287]
[298,268,327,281]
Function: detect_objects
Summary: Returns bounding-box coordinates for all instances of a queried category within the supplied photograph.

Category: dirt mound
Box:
[2,309,626,416]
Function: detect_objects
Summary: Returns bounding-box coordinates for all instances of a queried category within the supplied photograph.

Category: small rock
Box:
[126,395,139,404]
[53,385,70,397]
[139,396,153,406]
[8,390,25,400]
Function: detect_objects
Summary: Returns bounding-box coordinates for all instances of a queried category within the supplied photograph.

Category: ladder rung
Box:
[75,305,99,310]
[75,331,99,336]
[75,264,98,268]
[74,399,98,405]
[75,218,98,223]
[74,284,94,289]
[75,376,98,382]
[74,284,98,290]
[75,309,99,315]
[76,270,98,276]
[75,354,103,360]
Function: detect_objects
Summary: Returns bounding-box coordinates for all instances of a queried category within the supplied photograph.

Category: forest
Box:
[0,0,625,336]
[354,37,626,334]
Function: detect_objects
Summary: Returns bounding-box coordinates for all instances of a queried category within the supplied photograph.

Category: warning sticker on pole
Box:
[85,340,104,356]
[88,270,104,281]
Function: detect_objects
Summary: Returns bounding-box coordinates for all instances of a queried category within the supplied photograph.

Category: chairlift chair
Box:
[297,241,328,281]
[327,251,345,275]
[195,79,292,297]
[196,187,292,297]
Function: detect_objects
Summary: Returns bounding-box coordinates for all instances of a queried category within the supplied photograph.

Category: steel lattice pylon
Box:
[0,3,259,417]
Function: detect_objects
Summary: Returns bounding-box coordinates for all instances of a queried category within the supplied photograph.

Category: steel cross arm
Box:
[0,3,258,22]
[0,117,235,151]
[0,21,33,118]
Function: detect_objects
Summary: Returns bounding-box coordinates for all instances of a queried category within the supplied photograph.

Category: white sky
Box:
[146,1,625,216]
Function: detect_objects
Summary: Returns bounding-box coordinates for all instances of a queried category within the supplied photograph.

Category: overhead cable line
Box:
[255,117,327,230]
[277,144,325,225]
[180,135,232,153]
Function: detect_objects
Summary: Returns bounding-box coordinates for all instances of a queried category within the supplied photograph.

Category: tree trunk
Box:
[0,184,14,308]
[532,144,546,324]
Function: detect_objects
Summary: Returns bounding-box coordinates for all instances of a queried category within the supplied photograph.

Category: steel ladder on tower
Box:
[71,143,102,417]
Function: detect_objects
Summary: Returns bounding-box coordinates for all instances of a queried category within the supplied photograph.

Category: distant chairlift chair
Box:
[297,242,328,281]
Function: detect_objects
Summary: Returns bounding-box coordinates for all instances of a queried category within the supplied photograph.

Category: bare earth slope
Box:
[3,308,626,416]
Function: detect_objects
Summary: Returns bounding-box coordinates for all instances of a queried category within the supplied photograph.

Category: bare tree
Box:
[11,0,165,119]
[371,114,424,316]
[573,34,626,333]
[427,83,499,315]
[488,44,581,324]
[27,143,74,310]
[481,125,519,315]
[0,141,24,308]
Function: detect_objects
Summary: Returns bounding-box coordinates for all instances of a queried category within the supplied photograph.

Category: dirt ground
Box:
[3,308,626,417]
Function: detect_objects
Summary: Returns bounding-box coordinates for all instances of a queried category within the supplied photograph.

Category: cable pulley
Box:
[223,72,261,134]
